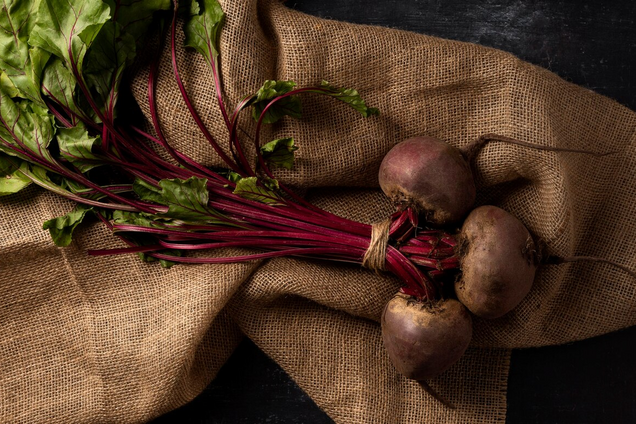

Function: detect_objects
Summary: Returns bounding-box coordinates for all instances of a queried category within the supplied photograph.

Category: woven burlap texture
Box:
[1,0,635,422]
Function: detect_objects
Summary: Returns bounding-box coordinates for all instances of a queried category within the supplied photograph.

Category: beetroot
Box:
[378,136,476,225]
[455,205,539,319]
[381,293,473,380]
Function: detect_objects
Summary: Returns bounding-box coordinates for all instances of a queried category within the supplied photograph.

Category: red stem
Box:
[168,6,242,174]
[147,246,364,264]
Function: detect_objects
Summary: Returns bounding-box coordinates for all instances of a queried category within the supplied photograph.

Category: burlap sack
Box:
[1,0,634,422]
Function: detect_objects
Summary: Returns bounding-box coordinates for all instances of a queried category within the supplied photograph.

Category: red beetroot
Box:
[378,136,476,226]
[455,205,539,319]
[381,293,473,380]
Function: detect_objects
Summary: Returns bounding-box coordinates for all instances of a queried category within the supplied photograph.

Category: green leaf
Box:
[319,81,379,117]
[233,176,284,205]
[261,176,280,191]
[0,86,56,163]
[0,153,31,195]
[14,160,104,205]
[27,46,51,96]
[0,0,48,103]
[42,203,93,247]
[251,80,302,124]
[188,0,200,15]
[29,0,111,74]
[0,72,20,98]
[132,177,164,203]
[111,210,168,228]
[103,0,171,48]
[157,177,211,221]
[260,137,298,170]
[40,57,83,121]
[82,21,135,113]
[133,176,224,222]
[84,0,170,113]
[56,124,102,173]
[184,0,225,69]
[225,171,242,184]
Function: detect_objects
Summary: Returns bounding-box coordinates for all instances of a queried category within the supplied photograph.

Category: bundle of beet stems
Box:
[2,0,634,404]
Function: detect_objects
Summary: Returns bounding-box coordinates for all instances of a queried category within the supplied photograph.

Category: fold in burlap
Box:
[1,0,635,422]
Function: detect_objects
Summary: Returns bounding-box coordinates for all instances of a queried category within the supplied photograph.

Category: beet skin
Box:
[455,205,538,319]
[381,293,473,380]
[378,136,476,225]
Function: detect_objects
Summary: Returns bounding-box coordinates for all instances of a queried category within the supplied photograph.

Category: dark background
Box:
[154,1,636,422]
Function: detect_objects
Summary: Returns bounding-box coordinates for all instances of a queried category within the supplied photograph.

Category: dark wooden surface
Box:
[154,1,636,422]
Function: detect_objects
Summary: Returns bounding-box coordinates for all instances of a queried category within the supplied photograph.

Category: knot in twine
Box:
[362,219,391,272]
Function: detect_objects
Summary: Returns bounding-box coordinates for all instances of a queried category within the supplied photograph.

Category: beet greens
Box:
[0,0,462,299]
